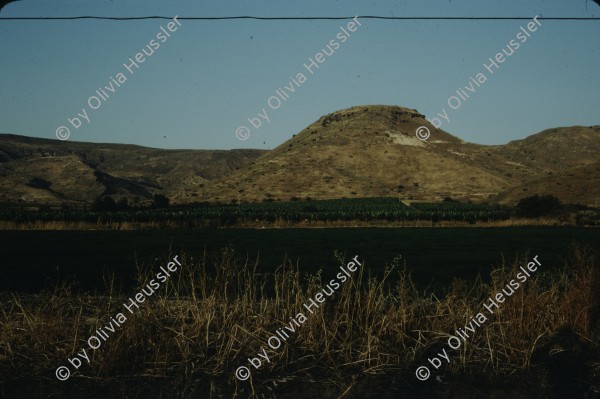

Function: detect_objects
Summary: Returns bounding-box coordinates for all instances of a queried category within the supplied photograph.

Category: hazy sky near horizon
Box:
[0,0,599,150]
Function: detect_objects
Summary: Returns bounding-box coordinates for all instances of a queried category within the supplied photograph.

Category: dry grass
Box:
[0,245,598,398]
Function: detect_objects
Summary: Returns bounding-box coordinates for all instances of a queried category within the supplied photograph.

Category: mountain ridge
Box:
[1,105,598,206]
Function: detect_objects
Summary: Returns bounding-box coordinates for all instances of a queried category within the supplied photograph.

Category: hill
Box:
[1,106,598,207]
[192,105,600,206]
[0,134,266,206]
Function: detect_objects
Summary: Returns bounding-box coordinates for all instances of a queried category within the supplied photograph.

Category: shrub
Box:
[517,194,561,217]
[92,196,118,212]
[152,194,170,209]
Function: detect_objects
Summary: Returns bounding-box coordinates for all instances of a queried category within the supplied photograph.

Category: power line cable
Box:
[1,15,599,21]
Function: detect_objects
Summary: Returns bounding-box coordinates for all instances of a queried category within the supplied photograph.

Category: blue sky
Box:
[0,0,598,149]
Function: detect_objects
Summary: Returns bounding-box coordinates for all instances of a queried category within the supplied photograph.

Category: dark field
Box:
[1,226,599,292]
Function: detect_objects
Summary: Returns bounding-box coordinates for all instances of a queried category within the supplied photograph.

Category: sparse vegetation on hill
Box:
[1,108,599,208]
[0,133,266,206]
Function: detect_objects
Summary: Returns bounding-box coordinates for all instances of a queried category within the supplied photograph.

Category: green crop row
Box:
[0,198,517,224]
